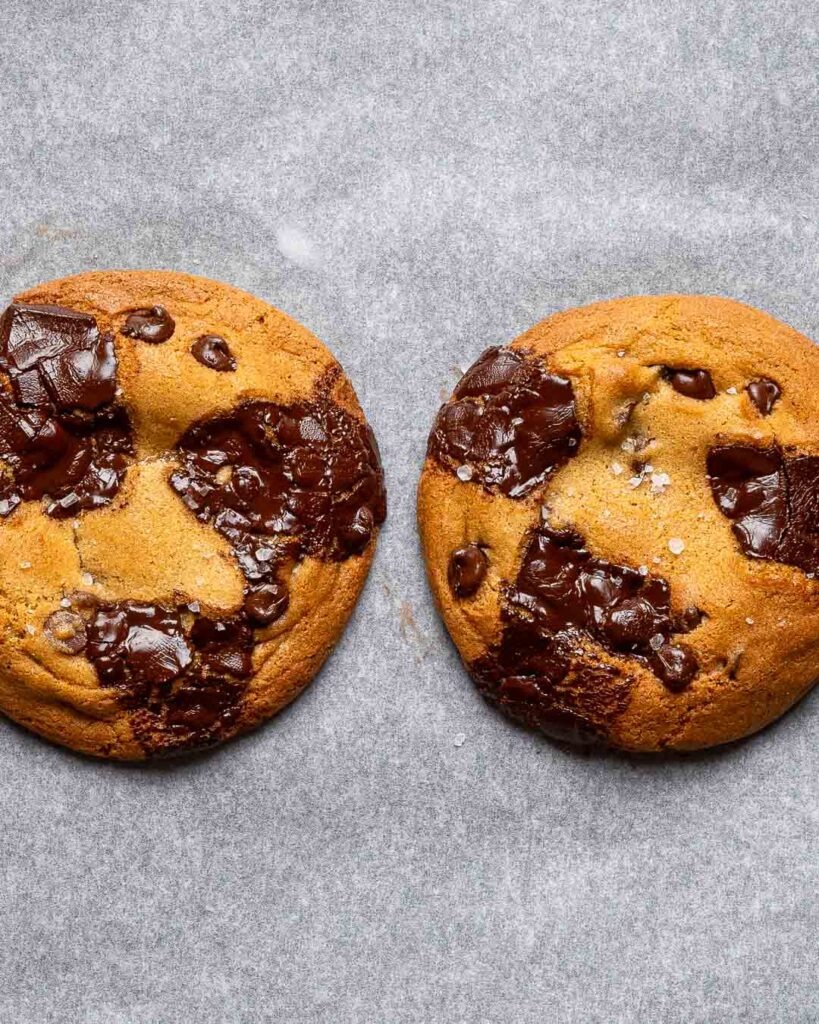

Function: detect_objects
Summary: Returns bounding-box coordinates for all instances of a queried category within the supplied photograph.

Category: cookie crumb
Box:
[668,538,685,555]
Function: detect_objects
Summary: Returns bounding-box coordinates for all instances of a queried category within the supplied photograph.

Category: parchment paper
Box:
[1,2,817,1021]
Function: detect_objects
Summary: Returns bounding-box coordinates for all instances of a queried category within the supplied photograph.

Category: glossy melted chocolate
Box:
[661,367,716,400]
[0,303,133,518]
[428,347,581,497]
[121,306,175,343]
[84,600,251,754]
[191,334,236,372]
[448,544,488,597]
[472,524,701,744]
[747,378,781,416]
[707,444,819,574]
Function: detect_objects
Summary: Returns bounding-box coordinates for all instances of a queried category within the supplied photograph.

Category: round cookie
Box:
[0,270,385,759]
[418,295,819,751]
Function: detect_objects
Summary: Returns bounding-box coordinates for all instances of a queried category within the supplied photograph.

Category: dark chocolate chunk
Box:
[448,544,488,597]
[707,444,819,575]
[471,523,701,743]
[121,306,175,343]
[428,347,582,498]
[243,582,289,625]
[191,334,236,372]
[0,303,117,410]
[0,303,133,519]
[86,603,192,692]
[747,378,781,416]
[661,367,716,400]
[43,610,87,654]
[171,398,386,567]
[85,600,250,754]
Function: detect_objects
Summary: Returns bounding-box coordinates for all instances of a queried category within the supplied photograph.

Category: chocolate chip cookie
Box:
[418,295,819,751]
[0,270,385,758]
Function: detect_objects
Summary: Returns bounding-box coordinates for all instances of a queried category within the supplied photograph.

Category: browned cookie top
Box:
[418,296,819,752]
[0,271,385,759]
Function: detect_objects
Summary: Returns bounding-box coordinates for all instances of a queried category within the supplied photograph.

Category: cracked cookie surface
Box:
[0,270,385,759]
[418,295,819,751]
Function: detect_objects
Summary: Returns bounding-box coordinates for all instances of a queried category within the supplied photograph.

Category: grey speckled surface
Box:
[1,2,818,1022]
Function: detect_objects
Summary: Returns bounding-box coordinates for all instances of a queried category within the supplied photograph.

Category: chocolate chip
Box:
[747,378,781,416]
[661,367,716,400]
[43,610,87,654]
[448,544,488,597]
[708,443,819,575]
[244,582,289,625]
[191,334,236,372]
[428,347,582,498]
[0,303,133,520]
[121,306,175,343]
[649,643,698,692]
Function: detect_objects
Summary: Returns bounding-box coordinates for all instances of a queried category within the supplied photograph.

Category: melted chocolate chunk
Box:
[191,334,236,372]
[243,582,288,625]
[661,367,716,400]
[747,378,781,416]
[121,306,175,343]
[0,303,117,410]
[85,600,251,754]
[472,524,700,744]
[171,398,386,603]
[448,544,488,597]
[0,303,133,518]
[428,347,581,497]
[707,444,819,574]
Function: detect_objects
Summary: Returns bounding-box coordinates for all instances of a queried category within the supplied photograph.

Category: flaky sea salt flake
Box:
[668,537,685,555]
